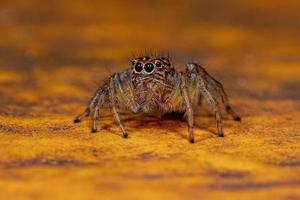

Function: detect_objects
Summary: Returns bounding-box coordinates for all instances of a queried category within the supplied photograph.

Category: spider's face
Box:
[131,56,173,76]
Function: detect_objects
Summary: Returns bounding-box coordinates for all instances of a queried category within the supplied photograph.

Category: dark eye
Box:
[132,60,136,66]
[134,62,143,73]
[155,61,162,67]
[144,63,154,73]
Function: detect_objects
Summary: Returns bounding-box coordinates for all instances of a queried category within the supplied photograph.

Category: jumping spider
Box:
[74,56,241,143]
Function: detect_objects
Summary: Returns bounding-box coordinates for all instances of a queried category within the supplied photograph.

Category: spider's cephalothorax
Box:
[74,56,241,143]
[131,56,176,113]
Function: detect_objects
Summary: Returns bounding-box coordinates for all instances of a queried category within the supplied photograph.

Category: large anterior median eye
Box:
[144,63,154,73]
[134,62,143,73]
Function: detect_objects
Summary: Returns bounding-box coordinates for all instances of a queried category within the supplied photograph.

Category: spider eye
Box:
[155,61,162,67]
[132,60,136,66]
[144,63,155,73]
[134,62,143,73]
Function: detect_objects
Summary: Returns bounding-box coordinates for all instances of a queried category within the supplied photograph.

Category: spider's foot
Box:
[218,131,224,137]
[91,128,97,133]
[74,118,81,123]
[234,116,241,122]
[189,138,195,144]
[123,132,128,139]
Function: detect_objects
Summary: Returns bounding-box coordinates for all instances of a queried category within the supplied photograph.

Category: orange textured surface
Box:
[0,1,300,199]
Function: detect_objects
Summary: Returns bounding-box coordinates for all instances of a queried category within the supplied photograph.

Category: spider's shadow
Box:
[99,111,232,141]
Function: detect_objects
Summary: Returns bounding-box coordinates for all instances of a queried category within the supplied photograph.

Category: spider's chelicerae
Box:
[74,56,241,143]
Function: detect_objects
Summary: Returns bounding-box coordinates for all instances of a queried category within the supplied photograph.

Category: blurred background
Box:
[0,1,300,200]
[0,0,299,103]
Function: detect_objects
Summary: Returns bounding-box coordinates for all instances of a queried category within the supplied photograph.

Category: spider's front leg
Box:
[180,74,195,143]
[109,76,128,138]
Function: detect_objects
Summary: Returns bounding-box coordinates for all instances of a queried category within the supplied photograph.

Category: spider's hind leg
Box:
[225,103,241,121]
[211,79,241,121]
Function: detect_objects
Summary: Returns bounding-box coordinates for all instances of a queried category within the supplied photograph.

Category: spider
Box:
[74,56,241,143]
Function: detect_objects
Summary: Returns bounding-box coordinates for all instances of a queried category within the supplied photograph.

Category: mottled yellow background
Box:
[0,0,299,200]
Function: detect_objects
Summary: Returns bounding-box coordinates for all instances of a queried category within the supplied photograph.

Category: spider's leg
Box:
[74,91,101,123]
[180,74,195,143]
[202,88,224,137]
[91,105,100,133]
[216,83,241,121]
[198,94,203,106]
[109,76,128,138]
[74,80,108,134]
[186,63,241,121]
[74,107,90,123]
[186,63,224,137]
